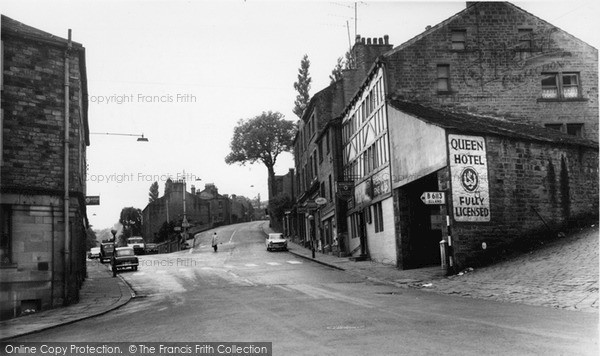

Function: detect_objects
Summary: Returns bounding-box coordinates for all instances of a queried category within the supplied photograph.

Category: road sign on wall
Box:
[420,192,445,205]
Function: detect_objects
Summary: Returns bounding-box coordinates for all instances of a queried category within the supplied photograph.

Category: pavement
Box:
[1,222,597,341]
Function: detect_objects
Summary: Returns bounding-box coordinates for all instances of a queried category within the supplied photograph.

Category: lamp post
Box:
[90,132,149,142]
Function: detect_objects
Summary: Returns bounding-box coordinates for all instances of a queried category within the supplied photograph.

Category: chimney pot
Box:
[361,37,366,44]
[367,38,372,45]
[384,35,389,44]
[426,25,432,31]
[355,34,361,43]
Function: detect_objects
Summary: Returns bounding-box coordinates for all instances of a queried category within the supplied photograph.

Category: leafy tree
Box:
[149,181,159,203]
[329,57,344,84]
[158,220,176,243]
[293,54,312,118]
[268,194,293,232]
[118,207,142,245]
[344,49,355,69]
[225,111,295,198]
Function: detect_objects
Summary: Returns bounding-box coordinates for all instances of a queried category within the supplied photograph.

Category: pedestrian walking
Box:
[211,232,219,252]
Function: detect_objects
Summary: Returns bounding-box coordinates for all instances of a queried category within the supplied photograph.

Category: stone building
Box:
[385,1,598,140]
[0,16,90,319]
[229,194,254,224]
[338,1,598,270]
[196,183,231,227]
[141,180,211,242]
[387,100,597,270]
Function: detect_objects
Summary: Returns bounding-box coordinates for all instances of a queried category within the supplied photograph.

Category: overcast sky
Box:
[2,0,599,230]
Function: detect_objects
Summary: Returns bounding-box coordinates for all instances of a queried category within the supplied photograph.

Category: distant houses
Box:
[141,180,256,243]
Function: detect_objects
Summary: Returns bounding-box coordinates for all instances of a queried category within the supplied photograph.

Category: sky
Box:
[2,0,599,230]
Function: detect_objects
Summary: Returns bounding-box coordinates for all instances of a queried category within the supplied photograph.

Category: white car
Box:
[88,247,101,259]
[266,233,287,251]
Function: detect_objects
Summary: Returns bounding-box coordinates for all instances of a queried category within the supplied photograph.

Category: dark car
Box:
[100,242,115,263]
[145,243,158,254]
[111,246,139,277]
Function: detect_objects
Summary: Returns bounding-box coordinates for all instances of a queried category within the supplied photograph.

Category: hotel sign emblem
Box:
[448,134,490,222]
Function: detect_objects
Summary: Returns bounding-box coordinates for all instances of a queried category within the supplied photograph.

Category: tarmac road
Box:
[8,221,598,355]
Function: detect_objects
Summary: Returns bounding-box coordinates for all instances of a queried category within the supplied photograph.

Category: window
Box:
[451,29,466,50]
[437,65,450,92]
[545,124,563,132]
[566,123,584,137]
[541,72,581,99]
[318,140,323,163]
[328,175,333,201]
[518,29,533,51]
[373,202,384,233]
[1,205,12,265]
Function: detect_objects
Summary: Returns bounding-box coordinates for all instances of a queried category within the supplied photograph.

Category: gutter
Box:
[63,29,71,306]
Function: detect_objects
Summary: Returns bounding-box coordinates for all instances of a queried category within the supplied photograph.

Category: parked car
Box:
[127,236,146,255]
[266,233,287,251]
[111,246,139,276]
[145,243,158,254]
[100,242,115,263]
[88,247,101,259]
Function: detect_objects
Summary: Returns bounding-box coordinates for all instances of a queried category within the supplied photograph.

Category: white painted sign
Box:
[448,134,490,222]
[420,192,446,205]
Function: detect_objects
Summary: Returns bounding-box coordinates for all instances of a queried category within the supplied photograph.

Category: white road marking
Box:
[285,284,377,308]
[287,260,302,264]
[245,263,258,267]
[134,272,146,276]
[229,230,237,243]
[156,270,166,274]
[266,262,280,266]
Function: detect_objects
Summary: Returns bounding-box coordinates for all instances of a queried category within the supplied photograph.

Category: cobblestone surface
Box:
[422,225,599,312]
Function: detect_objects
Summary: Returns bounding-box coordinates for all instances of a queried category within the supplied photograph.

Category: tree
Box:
[118,207,142,245]
[293,54,312,118]
[225,111,295,199]
[329,57,344,84]
[268,194,293,232]
[149,181,159,203]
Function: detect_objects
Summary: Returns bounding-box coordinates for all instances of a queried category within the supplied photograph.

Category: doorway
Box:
[397,173,442,269]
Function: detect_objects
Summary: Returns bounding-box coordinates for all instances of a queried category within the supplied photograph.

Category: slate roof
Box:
[1,14,84,49]
[388,99,598,149]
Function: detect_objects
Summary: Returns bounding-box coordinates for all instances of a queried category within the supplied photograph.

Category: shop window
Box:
[373,202,384,233]
[541,72,581,100]
[437,65,450,93]
[451,29,466,50]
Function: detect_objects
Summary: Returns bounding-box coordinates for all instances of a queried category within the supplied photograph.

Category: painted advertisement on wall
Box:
[448,134,490,222]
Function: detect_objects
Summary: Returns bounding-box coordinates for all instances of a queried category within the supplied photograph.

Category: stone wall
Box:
[450,136,599,269]
[2,36,87,193]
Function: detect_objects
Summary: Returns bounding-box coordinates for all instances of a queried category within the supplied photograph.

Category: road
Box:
[11,221,598,355]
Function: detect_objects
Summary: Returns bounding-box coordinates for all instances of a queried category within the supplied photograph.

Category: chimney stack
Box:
[191,185,196,195]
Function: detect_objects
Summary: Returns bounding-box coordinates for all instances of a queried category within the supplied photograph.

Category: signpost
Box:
[420,192,445,205]
[85,196,100,205]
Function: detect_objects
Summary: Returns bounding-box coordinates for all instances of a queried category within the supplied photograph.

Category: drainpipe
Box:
[63,29,72,306]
